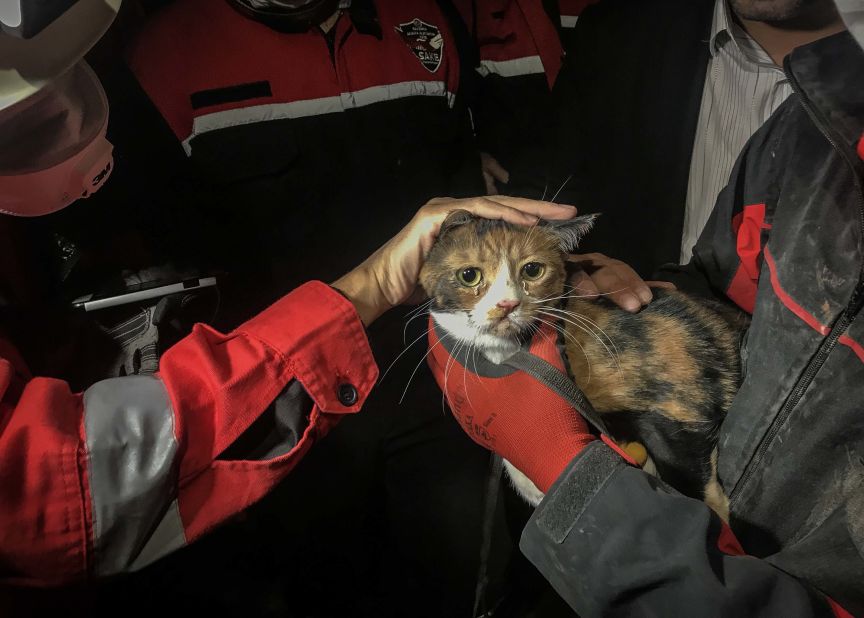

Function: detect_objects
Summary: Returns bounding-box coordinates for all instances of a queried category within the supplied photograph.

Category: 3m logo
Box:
[92,161,112,187]
[394,18,444,73]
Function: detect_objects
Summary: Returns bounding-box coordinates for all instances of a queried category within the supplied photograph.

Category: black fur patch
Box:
[604,411,716,500]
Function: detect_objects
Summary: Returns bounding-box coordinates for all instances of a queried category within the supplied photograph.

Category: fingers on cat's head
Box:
[437,209,600,255]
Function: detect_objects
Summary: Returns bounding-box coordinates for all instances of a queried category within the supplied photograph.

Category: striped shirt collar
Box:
[709,0,779,69]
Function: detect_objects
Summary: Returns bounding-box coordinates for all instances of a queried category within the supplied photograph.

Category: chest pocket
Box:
[188,118,302,185]
[182,115,331,264]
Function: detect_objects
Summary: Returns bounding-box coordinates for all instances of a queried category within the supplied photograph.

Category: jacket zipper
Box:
[729,60,864,503]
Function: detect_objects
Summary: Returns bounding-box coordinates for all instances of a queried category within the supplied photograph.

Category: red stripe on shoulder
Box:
[827,596,854,618]
[126,0,341,142]
[764,247,831,336]
[726,266,757,314]
[726,203,769,314]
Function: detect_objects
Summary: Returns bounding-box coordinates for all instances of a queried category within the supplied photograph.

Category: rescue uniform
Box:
[0,282,376,584]
[74,2,496,615]
[123,0,482,297]
[453,0,564,194]
[556,0,598,51]
[518,32,864,617]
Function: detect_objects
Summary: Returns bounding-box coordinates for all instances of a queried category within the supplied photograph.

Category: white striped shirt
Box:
[680,0,793,263]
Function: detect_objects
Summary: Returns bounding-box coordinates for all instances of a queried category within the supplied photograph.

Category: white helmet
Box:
[0,0,120,217]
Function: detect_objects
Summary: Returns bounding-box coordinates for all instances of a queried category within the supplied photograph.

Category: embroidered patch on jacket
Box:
[394,18,444,73]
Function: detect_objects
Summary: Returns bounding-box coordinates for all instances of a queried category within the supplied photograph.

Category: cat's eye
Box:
[521,262,546,281]
[457,267,483,287]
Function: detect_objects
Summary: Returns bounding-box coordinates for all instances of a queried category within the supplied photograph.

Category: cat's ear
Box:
[439,209,476,237]
[542,213,599,252]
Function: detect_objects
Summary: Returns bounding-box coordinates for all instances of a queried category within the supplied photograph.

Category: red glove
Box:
[427,319,598,493]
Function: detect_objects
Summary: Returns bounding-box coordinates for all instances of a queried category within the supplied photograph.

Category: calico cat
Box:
[419,210,748,520]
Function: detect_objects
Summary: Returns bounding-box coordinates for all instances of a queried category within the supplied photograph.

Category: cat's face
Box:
[420,210,596,361]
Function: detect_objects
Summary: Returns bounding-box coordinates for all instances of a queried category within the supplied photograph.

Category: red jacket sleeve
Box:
[0,281,377,586]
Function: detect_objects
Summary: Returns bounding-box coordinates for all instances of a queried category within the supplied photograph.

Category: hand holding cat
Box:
[567,253,676,313]
[427,319,599,493]
[332,196,578,325]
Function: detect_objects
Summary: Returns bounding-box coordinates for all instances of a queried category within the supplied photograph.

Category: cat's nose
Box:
[496,299,520,315]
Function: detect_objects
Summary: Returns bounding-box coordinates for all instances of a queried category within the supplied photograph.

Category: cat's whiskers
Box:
[540,307,621,371]
[403,300,433,340]
[469,339,488,395]
[535,313,595,381]
[520,217,542,253]
[442,338,465,413]
[545,306,622,369]
[538,309,620,374]
[533,321,559,350]
[533,315,593,383]
[401,332,451,404]
[404,298,433,319]
[538,308,615,370]
[402,309,431,346]
[460,340,480,413]
[550,173,573,203]
[529,286,635,304]
[441,339,459,414]
[441,336,482,416]
[380,326,432,384]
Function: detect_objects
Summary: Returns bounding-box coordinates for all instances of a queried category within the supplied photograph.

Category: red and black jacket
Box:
[556,0,599,51]
[0,282,377,585]
[520,32,864,617]
[452,0,563,193]
[0,0,486,586]
[87,0,484,310]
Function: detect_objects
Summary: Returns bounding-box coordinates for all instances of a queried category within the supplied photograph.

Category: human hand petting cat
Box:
[567,253,676,313]
[332,196,578,325]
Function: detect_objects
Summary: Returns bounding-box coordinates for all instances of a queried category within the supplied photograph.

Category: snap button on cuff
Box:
[337,383,358,406]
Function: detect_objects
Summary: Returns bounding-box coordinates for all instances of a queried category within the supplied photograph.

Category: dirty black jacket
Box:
[520,32,864,617]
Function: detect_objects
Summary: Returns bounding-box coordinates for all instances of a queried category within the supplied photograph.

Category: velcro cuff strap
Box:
[528,441,625,544]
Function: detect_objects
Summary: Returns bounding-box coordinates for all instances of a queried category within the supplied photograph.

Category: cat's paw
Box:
[503,459,545,506]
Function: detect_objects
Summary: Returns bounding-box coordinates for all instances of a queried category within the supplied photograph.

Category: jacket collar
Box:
[347,0,381,39]
[786,31,864,159]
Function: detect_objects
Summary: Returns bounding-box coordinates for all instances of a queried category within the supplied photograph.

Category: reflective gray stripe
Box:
[182,80,455,154]
[340,80,455,109]
[476,55,545,78]
[182,95,343,154]
[560,15,578,27]
[128,499,186,572]
[83,375,184,576]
